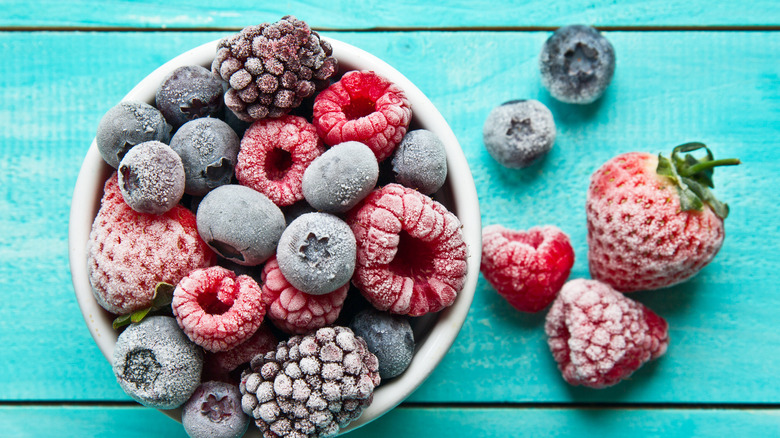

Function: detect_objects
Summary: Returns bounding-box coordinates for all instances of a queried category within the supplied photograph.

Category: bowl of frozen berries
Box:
[69,15,481,438]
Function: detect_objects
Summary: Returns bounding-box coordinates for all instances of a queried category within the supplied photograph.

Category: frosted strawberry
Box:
[586,143,739,292]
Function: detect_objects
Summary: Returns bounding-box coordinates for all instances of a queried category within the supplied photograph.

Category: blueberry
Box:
[302,141,379,213]
[276,212,356,295]
[117,141,186,214]
[112,316,203,409]
[196,184,285,266]
[350,308,414,379]
[156,65,224,128]
[391,129,448,195]
[170,118,240,196]
[182,381,249,438]
[96,101,172,168]
[283,201,317,226]
[539,25,616,104]
[483,99,556,168]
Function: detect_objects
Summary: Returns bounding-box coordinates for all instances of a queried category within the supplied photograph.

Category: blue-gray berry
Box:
[540,25,616,104]
[112,316,203,409]
[276,212,356,295]
[483,99,556,168]
[302,141,379,213]
[197,184,285,266]
[350,308,414,379]
[170,117,240,196]
[182,381,249,438]
[117,141,186,214]
[96,101,172,168]
[156,65,224,128]
[391,129,448,195]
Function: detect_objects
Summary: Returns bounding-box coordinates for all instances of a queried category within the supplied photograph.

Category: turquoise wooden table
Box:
[2,1,779,436]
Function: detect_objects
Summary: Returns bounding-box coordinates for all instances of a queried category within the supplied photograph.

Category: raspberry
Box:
[313,70,412,162]
[347,184,468,316]
[235,115,325,206]
[261,256,349,334]
[172,266,266,353]
[481,225,574,313]
[545,279,669,388]
[203,325,278,383]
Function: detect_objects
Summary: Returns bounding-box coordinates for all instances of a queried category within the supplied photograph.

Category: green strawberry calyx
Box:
[112,282,175,330]
[656,142,740,219]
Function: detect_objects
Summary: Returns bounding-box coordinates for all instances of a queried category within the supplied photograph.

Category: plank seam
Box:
[1,25,779,32]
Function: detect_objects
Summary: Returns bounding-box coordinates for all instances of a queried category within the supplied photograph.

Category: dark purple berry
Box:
[391,130,448,195]
[96,101,171,168]
[169,118,240,196]
[156,65,224,128]
[350,308,414,379]
[118,141,185,214]
[182,381,249,438]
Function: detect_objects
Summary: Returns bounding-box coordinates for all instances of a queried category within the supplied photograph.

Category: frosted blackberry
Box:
[350,308,414,379]
[169,118,240,196]
[483,99,556,169]
[112,316,203,409]
[96,101,172,168]
[212,16,338,122]
[540,25,616,104]
[182,381,250,438]
[196,184,285,266]
[391,129,448,195]
[156,65,224,128]
[117,141,185,214]
[302,141,379,213]
[276,212,357,295]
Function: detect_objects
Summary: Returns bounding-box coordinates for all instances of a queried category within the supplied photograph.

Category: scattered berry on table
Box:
[539,25,616,104]
[391,129,448,195]
[182,380,250,438]
[545,279,669,388]
[313,70,412,162]
[350,308,414,379]
[196,184,286,266]
[112,316,203,409]
[481,224,574,313]
[302,141,379,213]
[96,101,172,168]
[203,325,278,382]
[155,65,224,128]
[482,99,556,169]
[117,140,185,214]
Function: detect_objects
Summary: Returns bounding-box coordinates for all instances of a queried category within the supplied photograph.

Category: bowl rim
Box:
[68,36,482,435]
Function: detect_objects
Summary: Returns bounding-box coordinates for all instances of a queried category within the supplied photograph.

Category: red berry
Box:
[545,279,669,388]
[203,324,278,382]
[481,225,574,312]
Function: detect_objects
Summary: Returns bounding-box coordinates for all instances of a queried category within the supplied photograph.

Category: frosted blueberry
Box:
[170,118,240,196]
[197,184,285,266]
[156,65,224,128]
[483,99,556,168]
[350,308,414,379]
[96,101,172,168]
[276,212,356,295]
[540,25,616,104]
[391,129,448,195]
[302,141,379,213]
[117,141,186,214]
[182,381,249,438]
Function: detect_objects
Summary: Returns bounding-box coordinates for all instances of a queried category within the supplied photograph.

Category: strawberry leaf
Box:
[130,307,151,323]
[111,281,175,330]
[112,314,132,330]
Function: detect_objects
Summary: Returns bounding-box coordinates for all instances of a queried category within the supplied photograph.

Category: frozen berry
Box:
[182,381,249,438]
[348,184,468,316]
[169,118,241,196]
[196,184,285,266]
[350,308,414,379]
[302,141,379,213]
[391,129,448,195]
[483,99,556,169]
[540,25,616,104]
[117,141,185,214]
[276,212,356,295]
[235,115,325,206]
[203,325,278,382]
[313,70,412,162]
[96,101,172,168]
[282,201,316,226]
[156,65,224,128]
[113,316,203,409]
[481,225,574,313]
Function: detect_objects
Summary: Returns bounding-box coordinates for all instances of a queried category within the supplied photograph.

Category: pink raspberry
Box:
[87,173,215,315]
[313,70,412,162]
[347,184,468,316]
[203,324,278,382]
[235,115,325,206]
[545,279,669,388]
[481,225,574,313]
[172,266,266,352]
[261,256,348,334]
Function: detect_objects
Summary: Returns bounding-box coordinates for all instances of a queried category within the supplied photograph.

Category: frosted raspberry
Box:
[235,115,325,206]
[347,184,468,316]
[87,173,215,315]
[313,70,412,162]
[172,266,266,353]
[545,279,669,388]
[481,225,574,313]
[203,325,278,382]
[261,256,348,334]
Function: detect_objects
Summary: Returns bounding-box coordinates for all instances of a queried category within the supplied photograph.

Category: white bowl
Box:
[68,36,481,435]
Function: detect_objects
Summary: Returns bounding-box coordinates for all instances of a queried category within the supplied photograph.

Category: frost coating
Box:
[156,65,224,128]
[118,141,185,214]
[302,141,379,213]
[169,118,240,196]
[96,101,172,168]
[182,381,250,438]
[482,100,556,169]
[391,129,448,195]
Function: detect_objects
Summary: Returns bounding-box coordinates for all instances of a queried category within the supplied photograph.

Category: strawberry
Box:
[586,143,739,292]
